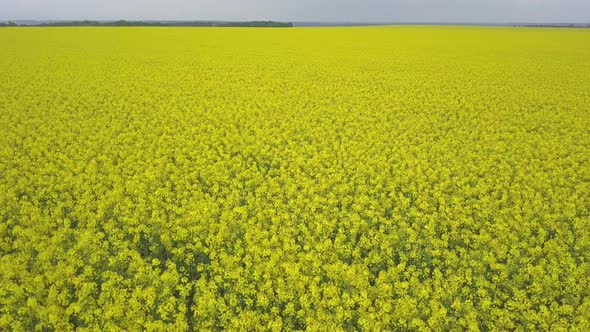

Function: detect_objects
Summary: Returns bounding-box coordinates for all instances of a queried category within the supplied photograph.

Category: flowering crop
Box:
[1,26,589,331]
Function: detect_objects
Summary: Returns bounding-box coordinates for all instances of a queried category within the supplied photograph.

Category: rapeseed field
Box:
[0,26,589,330]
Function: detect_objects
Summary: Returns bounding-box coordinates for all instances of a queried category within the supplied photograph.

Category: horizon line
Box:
[2,19,590,24]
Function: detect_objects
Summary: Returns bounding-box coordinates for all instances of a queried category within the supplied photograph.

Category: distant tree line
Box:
[0,21,17,27]
[518,23,590,28]
[0,20,293,27]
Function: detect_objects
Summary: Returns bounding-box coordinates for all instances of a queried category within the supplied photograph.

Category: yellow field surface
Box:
[1,27,589,330]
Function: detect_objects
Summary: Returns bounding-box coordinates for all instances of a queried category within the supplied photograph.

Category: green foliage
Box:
[0,26,589,330]
[0,21,17,27]
[34,20,293,27]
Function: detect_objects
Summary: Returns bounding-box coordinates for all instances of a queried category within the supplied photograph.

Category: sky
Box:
[1,0,589,23]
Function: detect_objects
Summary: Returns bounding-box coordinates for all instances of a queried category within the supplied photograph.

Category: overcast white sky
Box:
[1,0,589,23]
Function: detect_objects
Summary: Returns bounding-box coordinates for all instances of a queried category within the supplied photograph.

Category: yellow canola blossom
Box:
[0,26,589,331]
